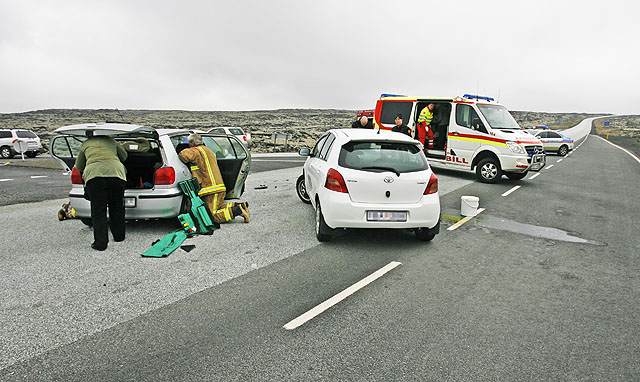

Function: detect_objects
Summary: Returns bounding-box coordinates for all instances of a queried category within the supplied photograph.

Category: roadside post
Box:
[12,139,27,161]
[604,121,610,139]
[271,133,292,152]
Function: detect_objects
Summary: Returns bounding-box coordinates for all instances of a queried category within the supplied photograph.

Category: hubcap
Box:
[299,182,308,200]
[481,163,497,179]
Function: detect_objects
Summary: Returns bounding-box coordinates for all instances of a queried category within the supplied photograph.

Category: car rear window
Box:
[16,130,37,138]
[338,141,428,174]
[228,128,244,135]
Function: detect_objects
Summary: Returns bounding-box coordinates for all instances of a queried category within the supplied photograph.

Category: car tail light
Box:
[424,173,438,195]
[71,167,83,184]
[324,168,349,193]
[154,167,175,185]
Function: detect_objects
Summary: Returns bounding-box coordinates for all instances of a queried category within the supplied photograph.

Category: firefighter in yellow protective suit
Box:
[178,133,250,223]
[417,103,435,149]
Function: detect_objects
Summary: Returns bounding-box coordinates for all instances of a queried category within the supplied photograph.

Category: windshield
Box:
[477,104,521,129]
[339,141,428,174]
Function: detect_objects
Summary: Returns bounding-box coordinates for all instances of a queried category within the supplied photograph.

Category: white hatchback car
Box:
[298,129,440,242]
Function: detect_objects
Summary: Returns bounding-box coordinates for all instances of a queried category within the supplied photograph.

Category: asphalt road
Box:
[1,136,639,380]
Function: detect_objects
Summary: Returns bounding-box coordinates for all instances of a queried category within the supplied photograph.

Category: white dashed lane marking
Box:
[546,164,554,170]
[0,179,14,182]
[529,173,541,180]
[557,158,563,163]
[283,261,403,330]
[30,175,48,179]
[502,185,521,197]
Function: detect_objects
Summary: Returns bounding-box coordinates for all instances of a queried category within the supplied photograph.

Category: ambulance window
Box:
[456,104,482,129]
[380,101,413,125]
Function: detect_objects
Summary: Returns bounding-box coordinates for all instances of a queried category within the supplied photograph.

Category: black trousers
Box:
[85,177,126,248]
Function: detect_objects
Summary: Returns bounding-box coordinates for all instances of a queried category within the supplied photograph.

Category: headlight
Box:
[506,141,526,155]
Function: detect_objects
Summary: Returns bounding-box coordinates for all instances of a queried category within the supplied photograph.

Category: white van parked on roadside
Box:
[373,94,546,183]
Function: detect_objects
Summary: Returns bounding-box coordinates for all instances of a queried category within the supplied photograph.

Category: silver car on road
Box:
[50,123,251,225]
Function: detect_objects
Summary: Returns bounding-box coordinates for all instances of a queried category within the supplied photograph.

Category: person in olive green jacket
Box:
[75,135,128,251]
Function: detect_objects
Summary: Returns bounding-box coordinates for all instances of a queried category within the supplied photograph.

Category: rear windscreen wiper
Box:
[360,166,400,177]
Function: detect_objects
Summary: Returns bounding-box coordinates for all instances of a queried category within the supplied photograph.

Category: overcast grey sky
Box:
[1,0,638,114]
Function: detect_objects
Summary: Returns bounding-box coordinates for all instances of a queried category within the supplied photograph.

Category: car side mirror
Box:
[299,147,311,156]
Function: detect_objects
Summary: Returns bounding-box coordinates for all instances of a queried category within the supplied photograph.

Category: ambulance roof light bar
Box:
[463,94,495,102]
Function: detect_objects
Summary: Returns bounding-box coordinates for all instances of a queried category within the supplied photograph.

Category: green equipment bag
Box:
[141,178,220,258]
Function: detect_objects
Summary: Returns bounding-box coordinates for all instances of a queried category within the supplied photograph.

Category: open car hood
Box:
[54,123,157,137]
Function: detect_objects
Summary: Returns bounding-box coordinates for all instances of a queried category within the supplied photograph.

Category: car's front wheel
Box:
[558,145,569,156]
[296,175,311,204]
[476,158,503,183]
[315,201,333,242]
[1,146,13,159]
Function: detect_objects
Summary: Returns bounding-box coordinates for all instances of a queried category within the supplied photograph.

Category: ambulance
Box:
[373,94,546,183]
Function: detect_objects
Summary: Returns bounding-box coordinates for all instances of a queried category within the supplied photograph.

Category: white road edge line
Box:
[594,135,640,164]
[283,261,402,330]
[0,179,14,182]
[546,164,555,170]
[447,208,486,231]
[30,175,48,179]
[501,185,521,197]
[529,173,541,180]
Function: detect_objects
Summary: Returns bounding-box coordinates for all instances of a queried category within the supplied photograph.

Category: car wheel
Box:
[415,228,436,242]
[476,158,502,183]
[315,201,333,242]
[558,145,569,156]
[505,171,528,180]
[296,175,311,204]
[80,218,93,226]
[26,151,38,158]
[1,146,13,159]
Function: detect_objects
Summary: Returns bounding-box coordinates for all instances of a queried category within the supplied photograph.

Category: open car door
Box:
[200,133,251,198]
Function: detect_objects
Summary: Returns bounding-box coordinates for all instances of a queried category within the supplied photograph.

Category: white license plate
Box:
[124,197,136,208]
[367,211,407,222]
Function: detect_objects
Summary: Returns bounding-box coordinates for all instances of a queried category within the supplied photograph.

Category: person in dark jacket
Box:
[74,134,128,251]
[351,116,373,129]
[391,114,412,137]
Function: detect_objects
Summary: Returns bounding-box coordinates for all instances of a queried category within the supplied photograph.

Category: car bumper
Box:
[69,187,183,219]
[501,153,546,172]
[319,191,441,230]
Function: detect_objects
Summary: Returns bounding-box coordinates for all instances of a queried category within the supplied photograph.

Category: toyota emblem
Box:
[383,176,394,183]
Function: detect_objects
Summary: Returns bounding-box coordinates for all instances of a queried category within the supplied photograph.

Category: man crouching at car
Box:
[178,133,250,224]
